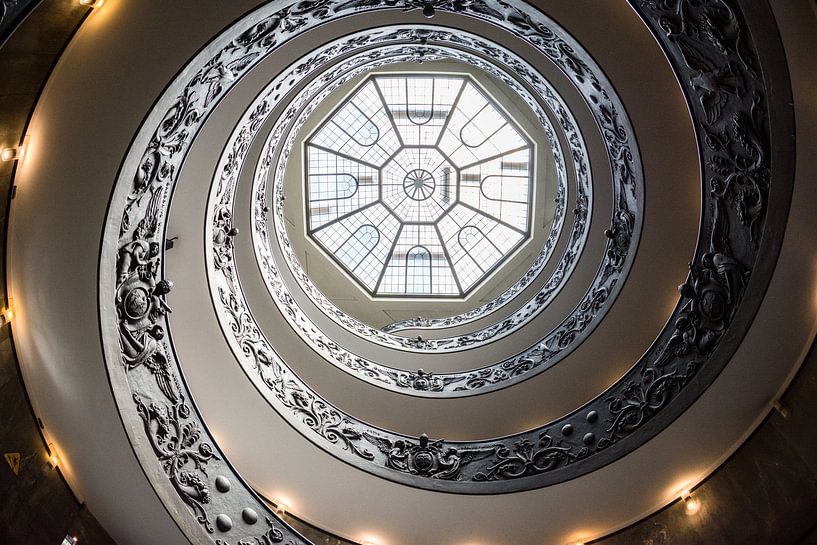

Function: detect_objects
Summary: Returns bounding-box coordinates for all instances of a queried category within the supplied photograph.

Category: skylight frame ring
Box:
[259,34,600,363]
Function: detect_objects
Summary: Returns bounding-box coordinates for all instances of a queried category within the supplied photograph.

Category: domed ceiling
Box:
[8,1,814,545]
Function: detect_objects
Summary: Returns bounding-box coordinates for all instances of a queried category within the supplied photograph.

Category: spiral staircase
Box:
[3,1,817,544]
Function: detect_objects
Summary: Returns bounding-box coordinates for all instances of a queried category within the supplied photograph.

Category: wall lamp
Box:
[271,497,288,517]
[682,490,701,515]
[3,135,29,162]
[79,0,104,7]
[1,146,22,162]
[46,443,60,469]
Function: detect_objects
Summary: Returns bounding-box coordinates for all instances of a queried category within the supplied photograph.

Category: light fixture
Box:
[47,443,59,469]
[2,306,13,324]
[1,146,22,162]
[271,497,288,517]
[773,400,791,419]
[79,0,104,7]
[682,490,701,515]
[60,535,79,545]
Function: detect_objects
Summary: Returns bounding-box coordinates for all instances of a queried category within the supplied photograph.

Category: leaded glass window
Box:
[306,74,533,297]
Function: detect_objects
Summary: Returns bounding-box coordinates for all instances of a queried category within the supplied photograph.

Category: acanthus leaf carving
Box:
[135,394,220,533]
[473,431,586,481]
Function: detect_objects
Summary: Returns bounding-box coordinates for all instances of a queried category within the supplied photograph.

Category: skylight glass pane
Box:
[310,80,401,167]
[379,224,458,295]
[312,203,400,292]
[375,75,464,146]
[305,73,533,297]
[437,204,524,292]
[307,146,379,230]
[437,82,527,168]
[458,148,531,231]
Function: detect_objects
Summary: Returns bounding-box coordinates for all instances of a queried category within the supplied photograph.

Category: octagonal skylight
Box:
[305,74,533,297]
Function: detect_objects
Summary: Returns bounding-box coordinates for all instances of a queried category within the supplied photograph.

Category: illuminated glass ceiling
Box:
[306,74,533,297]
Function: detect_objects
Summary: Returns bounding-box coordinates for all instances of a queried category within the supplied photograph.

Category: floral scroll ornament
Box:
[117,185,223,532]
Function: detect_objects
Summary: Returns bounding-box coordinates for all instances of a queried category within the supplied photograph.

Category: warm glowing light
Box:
[1,147,21,162]
[682,490,701,515]
[47,443,60,469]
[79,0,104,6]
[2,307,13,323]
[272,497,289,516]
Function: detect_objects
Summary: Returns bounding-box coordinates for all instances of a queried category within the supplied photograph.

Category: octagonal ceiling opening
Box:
[280,59,559,328]
[305,73,534,298]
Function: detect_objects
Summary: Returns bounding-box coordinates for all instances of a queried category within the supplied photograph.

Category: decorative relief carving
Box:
[115,188,229,534]
[117,190,181,405]
[101,2,782,541]
[397,369,444,392]
[364,433,493,479]
[135,395,219,532]
[472,432,587,481]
